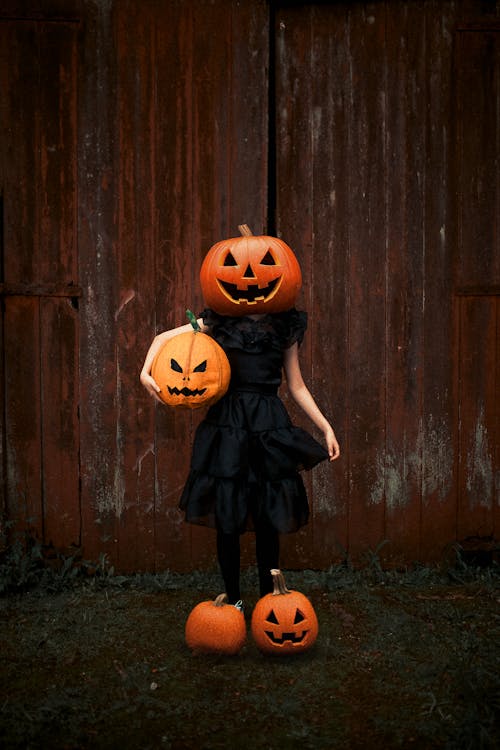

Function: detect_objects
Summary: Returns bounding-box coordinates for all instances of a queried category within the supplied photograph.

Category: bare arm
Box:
[283,343,340,462]
[140,318,208,400]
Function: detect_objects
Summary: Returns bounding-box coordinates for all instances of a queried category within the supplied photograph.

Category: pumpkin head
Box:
[200,225,302,316]
[152,321,230,410]
[251,569,318,655]
[185,593,246,655]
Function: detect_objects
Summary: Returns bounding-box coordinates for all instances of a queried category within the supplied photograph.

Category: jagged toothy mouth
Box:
[217,277,281,304]
[264,630,309,644]
[167,386,207,397]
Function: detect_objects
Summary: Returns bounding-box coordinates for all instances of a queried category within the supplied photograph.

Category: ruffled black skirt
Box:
[179,389,328,535]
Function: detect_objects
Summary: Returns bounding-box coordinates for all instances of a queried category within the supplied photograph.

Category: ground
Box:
[0,556,499,749]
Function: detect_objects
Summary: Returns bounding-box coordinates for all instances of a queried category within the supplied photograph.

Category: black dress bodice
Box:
[178,308,328,534]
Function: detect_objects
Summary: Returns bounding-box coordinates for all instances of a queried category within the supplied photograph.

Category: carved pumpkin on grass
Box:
[200,224,302,316]
[251,569,318,655]
[185,593,246,655]
[152,311,230,409]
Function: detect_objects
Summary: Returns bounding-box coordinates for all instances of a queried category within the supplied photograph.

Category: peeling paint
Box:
[372,448,410,509]
[134,443,155,477]
[466,407,493,509]
[419,415,453,502]
[115,289,136,321]
[371,416,453,508]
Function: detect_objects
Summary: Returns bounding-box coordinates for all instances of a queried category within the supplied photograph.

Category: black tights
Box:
[216,522,280,604]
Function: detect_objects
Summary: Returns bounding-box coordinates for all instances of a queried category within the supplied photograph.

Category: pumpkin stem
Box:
[186,309,201,332]
[270,569,291,596]
[238,224,253,237]
[214,593,228,607]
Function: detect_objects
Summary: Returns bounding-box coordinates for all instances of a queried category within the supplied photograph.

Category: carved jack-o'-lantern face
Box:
[251,570,319,655]
[200,225,302,316]
[152,330,230,410]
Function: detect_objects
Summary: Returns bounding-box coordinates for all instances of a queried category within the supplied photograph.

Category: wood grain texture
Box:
[1,0,498,571]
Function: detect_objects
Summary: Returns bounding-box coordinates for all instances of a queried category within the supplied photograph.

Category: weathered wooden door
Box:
[272,4,499,566]
[0,19,80,554]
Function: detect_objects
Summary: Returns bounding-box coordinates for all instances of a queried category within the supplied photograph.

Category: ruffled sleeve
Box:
[273,308,307,348]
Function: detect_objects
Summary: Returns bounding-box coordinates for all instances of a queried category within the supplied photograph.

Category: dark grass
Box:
[0,551,499,750]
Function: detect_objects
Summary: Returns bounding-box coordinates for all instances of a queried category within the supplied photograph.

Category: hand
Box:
[324,426,340,462]
[140,371,163,402]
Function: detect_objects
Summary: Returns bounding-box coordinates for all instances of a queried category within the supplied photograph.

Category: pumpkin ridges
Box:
[185,593,246,655]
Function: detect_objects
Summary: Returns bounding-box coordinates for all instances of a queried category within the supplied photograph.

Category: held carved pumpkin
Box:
[152,312,230,409]
[200,224,302,316]
[251,569,318,655]
[185,593,246,655]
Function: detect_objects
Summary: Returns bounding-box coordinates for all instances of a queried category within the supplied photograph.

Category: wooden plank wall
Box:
[0,17,80,553]
[274,0,499,567]
[76,0,270,572]
[0,0,498,572]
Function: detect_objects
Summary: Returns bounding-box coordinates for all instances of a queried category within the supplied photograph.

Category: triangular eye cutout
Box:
[266,609,279,625]
[260,250,276,265]
[193,360,207,373]
[223,250,238,266]
[294,609,306,624]
[170,358,183,373]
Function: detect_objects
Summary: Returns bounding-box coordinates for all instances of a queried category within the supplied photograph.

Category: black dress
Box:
[178,308,328,535]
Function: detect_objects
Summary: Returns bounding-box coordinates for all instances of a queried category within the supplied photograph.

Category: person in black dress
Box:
[141,308,340,607]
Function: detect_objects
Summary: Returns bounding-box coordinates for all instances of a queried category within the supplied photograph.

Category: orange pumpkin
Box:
[185,593,246,655]
[251,569,318,655]
[152,320,230,409]
[200,224,302,316]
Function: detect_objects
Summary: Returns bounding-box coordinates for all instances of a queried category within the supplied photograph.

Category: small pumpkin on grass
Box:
[152,310,230,409]
[251,569,318,655]
[200,224,302,316]
[185,593,246,655]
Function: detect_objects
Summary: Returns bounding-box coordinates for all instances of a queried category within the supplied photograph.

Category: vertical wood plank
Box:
[307,2,351,566]
[113,1,158,572]
[455,30,499,288]
[456,297,497,540]
[344,3,387,560]
[383,2,426,564]
[419,0,457,561]
[3,299,43,541]
[38,22,78,286]
[78,0,121,567]
[1,21,43,544]
[37,22,80,552]
[40,298,80,551]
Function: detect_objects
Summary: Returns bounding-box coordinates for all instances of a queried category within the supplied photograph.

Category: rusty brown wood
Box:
[456,296,498,541]
[273,1,499,567]
[1,18,79,554]
[383,1,426,565]
[1,0,499,572]
[76,0,269,573]
[416,2,458,562]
